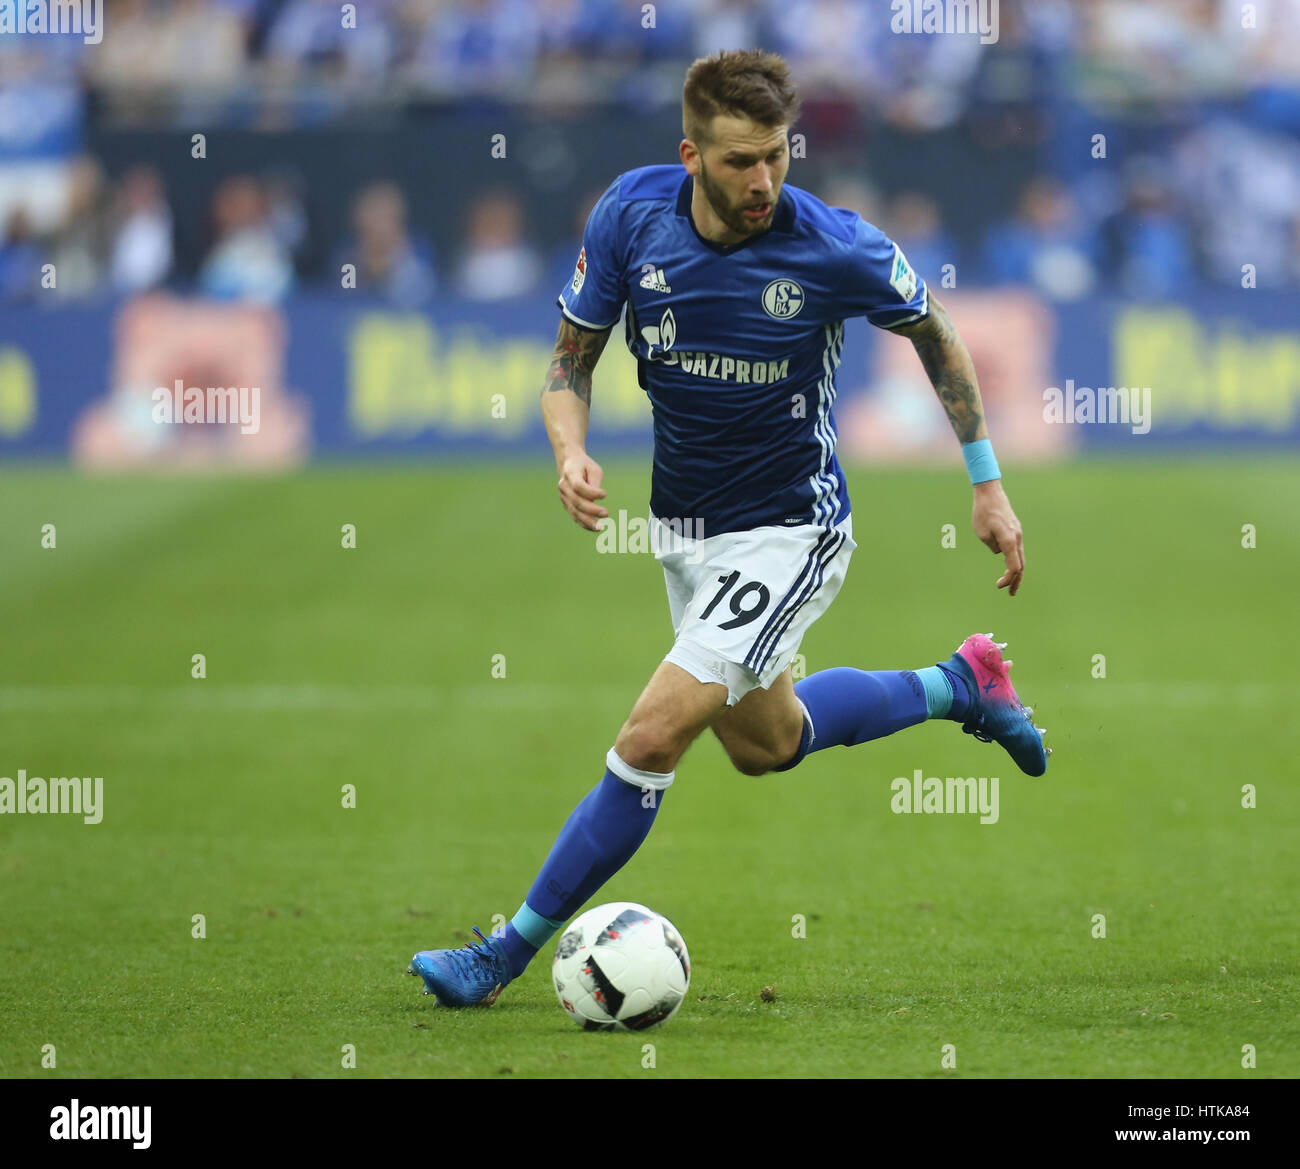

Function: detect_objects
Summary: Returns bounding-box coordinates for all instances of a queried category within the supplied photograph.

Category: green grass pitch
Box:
[0,458,1296,1079]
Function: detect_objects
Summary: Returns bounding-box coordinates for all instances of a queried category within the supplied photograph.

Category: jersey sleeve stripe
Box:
[878,286,930,329]
[557,297,616,332]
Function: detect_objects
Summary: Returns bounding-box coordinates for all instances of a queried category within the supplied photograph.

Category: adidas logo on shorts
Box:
[639,267,672,294]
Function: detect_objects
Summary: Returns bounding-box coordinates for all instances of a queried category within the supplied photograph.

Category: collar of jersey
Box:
[675,173,796,255]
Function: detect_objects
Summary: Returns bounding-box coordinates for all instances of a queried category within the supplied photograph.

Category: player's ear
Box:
[680,138,700,175]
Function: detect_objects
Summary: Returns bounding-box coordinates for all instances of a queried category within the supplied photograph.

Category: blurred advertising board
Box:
[0,290,1296,466]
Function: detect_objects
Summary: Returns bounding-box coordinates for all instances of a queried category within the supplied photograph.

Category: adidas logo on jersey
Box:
[639,267,672,294]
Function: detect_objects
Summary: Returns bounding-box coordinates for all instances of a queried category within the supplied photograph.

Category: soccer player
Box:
[411,50,1049,1010]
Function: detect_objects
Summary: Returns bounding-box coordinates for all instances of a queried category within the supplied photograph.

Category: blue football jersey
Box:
[557,165,929,537]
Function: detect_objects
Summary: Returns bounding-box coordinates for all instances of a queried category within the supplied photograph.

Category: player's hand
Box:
[971,479,1024,596]
[557,452,609,532]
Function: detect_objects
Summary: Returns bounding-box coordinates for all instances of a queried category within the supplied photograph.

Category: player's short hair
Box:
[682,50,801,146]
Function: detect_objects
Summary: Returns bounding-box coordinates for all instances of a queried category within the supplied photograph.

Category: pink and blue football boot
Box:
[941,633,1050,776]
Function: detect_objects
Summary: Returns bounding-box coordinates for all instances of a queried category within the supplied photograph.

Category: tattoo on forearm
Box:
[899,298,988,444]
[541,319,611,408]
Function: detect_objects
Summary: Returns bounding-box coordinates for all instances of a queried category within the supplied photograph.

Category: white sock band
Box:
[606,746,675,791]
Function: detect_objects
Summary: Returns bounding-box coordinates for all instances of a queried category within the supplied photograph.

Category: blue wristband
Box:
[962,439,1001,485]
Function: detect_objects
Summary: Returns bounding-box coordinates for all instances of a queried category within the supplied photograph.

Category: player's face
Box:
[686,116,790,243]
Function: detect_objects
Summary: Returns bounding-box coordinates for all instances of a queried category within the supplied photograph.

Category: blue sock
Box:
[775,664,972,772]
[916,664,973,722]
[495,755,667,980]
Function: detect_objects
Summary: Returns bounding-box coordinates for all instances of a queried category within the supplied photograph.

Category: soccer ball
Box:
[552,902,690,1031]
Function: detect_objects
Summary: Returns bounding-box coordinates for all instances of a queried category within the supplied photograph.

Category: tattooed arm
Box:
[892,295,1026,595]
[541,317,613,532]
[891,295,987,443]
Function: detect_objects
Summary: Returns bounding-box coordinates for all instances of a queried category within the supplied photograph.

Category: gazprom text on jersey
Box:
[653,351,791,384]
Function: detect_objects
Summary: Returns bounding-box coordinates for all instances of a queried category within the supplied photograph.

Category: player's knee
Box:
[614,720,685,775]
[723,726,803,777]
[729,748,776,777]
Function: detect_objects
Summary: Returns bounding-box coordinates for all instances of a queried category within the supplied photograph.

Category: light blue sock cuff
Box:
[914,665,954,719]
[511,902,566,949]
[962,439,1001,485]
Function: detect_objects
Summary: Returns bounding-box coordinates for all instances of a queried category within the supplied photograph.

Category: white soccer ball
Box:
[552,902,690,1031]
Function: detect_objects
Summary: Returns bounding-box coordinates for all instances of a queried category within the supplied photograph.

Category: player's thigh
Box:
[614,660,729,773]
[669,519,854,702]
[711,666,803,763]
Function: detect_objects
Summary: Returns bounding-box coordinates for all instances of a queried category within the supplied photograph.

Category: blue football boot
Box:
[408,926,511,1006]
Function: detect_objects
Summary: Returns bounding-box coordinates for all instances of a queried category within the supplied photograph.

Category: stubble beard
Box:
[698,160,776,241]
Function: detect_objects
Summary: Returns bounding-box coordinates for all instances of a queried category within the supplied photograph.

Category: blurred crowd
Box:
[7,145,1299,307]
[2,0,1300,303]
[3,0,1292,109]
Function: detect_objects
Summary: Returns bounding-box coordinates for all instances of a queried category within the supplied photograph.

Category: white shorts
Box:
[653,513,856,706]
